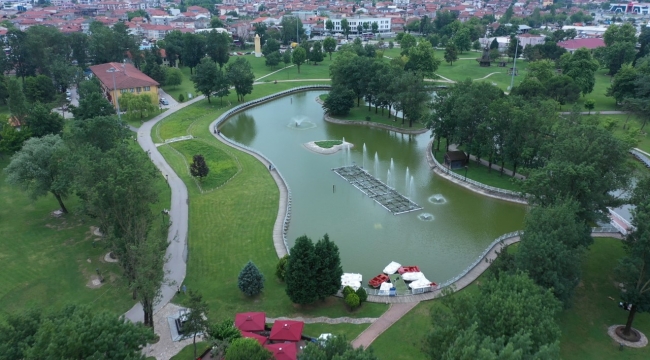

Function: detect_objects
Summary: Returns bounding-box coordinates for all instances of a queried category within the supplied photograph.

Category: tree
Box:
[262,38,280,57]
[7,77,28,124]
[27,103,64,137]
[606,63,638,105]
[506,36,522,60]
[72,92,115,120]
[119,93,156,120]
[207,320,242,359]
[396,71,431,127]
[341,18,351,40]
[4,135,71,213]
[584,98,596,114]
[489,38,499,50]
[226,57,255,102]
[545,75,581,106]
[404,41,440,78]
[1,304,155,359]
[399,33,417,56]
[182,290,210,359]
[310,41,325,65]
[323,37,337,61]
[323,87,355,116]
[214,68,231,105]
[371,21,379,34]
[182,32,206,74]
[192,57,219,103]
[515,200,591,307]
[314,234,343,301]
[280,17,304,44]
[68,115,128,152]
[285,235,318,305]
[48,58,78,93]
[276,254,289,281]
[292,47,307,74]
[525,59,556,84]
[616,177,650,338]
[24,75,56,104]
[69,32,89,67]
[454,28,471,53]
[238,261,265,296]
[283,48,292,65]
[163,30,184,67]
[444,43,458,66]
[226,338,272,360]
[265,50,281,68]
[0,124,31,155]
[426,273,561,359]
[326,19,334,33]
[211,17,225,29]
[190,154,210,179]
[165,67,183,88]
[560,48,599,96]
[388,41,394,49]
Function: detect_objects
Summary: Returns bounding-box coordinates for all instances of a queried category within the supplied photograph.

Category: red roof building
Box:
[557,38,605,52]
[88,62,160,107]
[265,342,298,360]
[234,312,266,332]
[269,320,304,342]
[241,331,268,345]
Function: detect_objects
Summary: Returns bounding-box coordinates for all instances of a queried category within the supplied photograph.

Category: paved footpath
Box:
[351,303,419,349]
[267,316,377,325]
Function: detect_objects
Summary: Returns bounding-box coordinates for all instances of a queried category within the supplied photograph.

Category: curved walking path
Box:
[473,72,502,80]
[266,316,377,325]
[352,303,418,349]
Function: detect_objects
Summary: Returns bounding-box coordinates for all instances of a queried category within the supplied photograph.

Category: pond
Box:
[220,91,527,284]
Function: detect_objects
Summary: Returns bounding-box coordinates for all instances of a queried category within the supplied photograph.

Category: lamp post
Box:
[107,67,122,122]
[509,37,519,92]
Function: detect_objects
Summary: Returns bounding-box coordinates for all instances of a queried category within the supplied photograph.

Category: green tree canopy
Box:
[26,102,64,137]
[292,46,307,74]
[226,338,271,360]
[192,57,219,103]
[560,48,599,96]
[238,261,265,296]
[285,235,318,305]
[226,57,255,102]
[314,234,343,300]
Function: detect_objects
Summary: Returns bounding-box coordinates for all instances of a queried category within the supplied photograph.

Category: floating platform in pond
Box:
[332,165,422,215]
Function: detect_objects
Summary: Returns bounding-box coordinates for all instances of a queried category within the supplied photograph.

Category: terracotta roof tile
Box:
[89,62,159,90]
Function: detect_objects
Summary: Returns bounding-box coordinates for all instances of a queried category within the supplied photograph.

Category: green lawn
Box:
[596,113,650,154]
[319,94,426,130]
[303,323,370,340]
[170,341,210,360]
[0,158,171,319]
[124,108,167,129]
[162,66,197,103]
[154,82,389,322]
[314,140,343,149]
[370,237,650,360]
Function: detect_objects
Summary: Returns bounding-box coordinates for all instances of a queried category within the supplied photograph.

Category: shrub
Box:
[365,116,371,121]
[275,254,289,281]
[342,286,355,297]
[178,93,185,102]
[355,287,368,303]
[345,292,360,309]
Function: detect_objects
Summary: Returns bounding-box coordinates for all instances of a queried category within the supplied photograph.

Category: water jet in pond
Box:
[288,116,316,130]
[429,194,447,204]
[362,143,367,169]
[332,165,421,215]
[418,213,434,221]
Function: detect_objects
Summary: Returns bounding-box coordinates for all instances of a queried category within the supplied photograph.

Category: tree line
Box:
[323,39,440,127]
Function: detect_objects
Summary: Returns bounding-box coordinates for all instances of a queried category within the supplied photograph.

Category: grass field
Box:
[314,140,343,149]
[154,82,389,321]
[162,66,197,103]
[370,237,650,360]
[166,140,240,192]
[0,157,171,319]
[170,341,210,360]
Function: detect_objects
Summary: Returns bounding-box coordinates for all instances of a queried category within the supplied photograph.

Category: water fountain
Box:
[428,194,447,204]
[405,167,410,193]
[409,176,415,200]
[390,158,395,180]
[374,152,379,178]
[418,213,434,221]
[346,142,352,166]
[288,116,316,130]
[387,169,392,188]
[362,143,367,169]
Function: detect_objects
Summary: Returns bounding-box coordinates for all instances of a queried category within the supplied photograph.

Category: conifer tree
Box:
[285,235,318,304]
[238,261,265,297]
[190,154,209,179]
[314,234,343,301]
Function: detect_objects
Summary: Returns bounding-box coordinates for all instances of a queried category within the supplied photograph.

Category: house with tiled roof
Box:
[89,62,160,108]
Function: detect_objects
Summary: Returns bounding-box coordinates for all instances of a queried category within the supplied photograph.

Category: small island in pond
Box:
[303,140,354,155]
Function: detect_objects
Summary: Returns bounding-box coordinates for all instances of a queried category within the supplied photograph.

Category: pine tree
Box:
[238,261,265,296]
[314,234,343,301]
[190,154,209,179]
[285,235,318,304]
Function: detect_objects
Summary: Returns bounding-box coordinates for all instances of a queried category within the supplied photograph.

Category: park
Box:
[2,25,650,360]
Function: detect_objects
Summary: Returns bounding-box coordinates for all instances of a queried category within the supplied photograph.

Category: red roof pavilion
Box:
[234,312,266,332]
[240,330,268,346]
[269,320,304,342]
[265,342,298,360]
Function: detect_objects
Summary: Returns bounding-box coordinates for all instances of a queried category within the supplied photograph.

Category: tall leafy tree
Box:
[27,103,64,137]
[314,234,343,301]
[323,37,337,60]
[225,57,255,102]
[192,57,219,103]
[606,63,638,105]
[164,67,183,88]
[341,18,351,40]
[560,48,599,96]
[4,134,72,212]
[444,43,458,66]
[396,71,430,127]
[426,273,561,359]
[226,338,271,360]
[163,30,184,67]
[453,28,471,53]
[262,38,280,57]
[399,33,417,56]
[292,46,307,74]
[214,68,231,105]
[322,86,355,116]
[404,41,440,78]
[24,75,56,104]
[0,124,31,155]
[310,41,325,65]
[69,31,89,67]
[7,77,28,124]
[238,261,265,296]
[616,177,650,338]
[515,200,591,307]
[72,92,115,120]
[182,32,207,74]
[285,235,318,305]
[205,30,231,69]
[68,115,128,152]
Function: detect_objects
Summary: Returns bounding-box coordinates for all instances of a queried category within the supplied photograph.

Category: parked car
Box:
[65,90,71,96]
[159,98,169,105]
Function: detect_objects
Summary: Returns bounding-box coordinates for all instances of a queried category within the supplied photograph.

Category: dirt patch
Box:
[86,274,105,289]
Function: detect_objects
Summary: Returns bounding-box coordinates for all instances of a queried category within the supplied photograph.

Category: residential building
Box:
[89,62,160,108]
[557,38,606,52]
[329,17,392,34]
